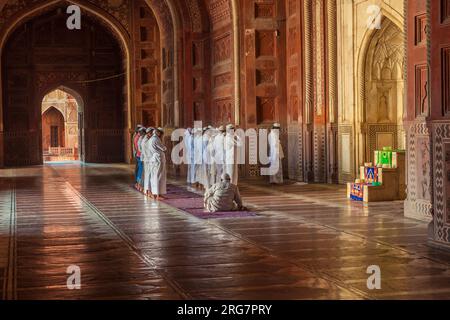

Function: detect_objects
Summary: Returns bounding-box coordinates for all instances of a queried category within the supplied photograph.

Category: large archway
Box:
[356,15,406,167]
[1,3,127,166]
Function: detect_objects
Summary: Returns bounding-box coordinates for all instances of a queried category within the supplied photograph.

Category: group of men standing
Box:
[133,125,168,200]
[132,121,285,212]
[184,123,241,191]
[183,122,285,189]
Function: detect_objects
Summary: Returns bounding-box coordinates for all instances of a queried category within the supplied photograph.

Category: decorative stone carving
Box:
[185,0,203,33]
[209,0,231,29]
[214,34,231,64]
[432,123,450,243]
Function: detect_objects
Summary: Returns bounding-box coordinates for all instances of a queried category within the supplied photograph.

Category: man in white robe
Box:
[201,127,216,190]
[198,127,208,190]
[184,128,195,185]
[224,124,240,185]
[139,128,151,193]
[193,127,204,188]
[213,126,226,183]
[136,127,147,192]
[204,173,246,213]
[142,127,154,197]
[148,127,168,200]
[208,128,218,186]
[268,123,284,184]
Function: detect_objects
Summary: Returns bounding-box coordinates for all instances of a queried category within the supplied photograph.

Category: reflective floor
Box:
[0,163,449,300]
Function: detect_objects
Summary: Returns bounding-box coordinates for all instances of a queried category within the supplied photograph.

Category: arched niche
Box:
[41,106,66,151]
[357,14,405,164]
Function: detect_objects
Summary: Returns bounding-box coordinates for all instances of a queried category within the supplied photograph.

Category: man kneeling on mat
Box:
[204,173,247,213]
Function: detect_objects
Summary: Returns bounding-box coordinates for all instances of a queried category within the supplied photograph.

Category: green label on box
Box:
[375,150,393,167]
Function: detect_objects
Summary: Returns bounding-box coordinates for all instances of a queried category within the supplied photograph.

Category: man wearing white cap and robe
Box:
[268,123,284,184]
[184,128,195,185]
[224,124,240,185]
[193,127,204,188]
[208,127,219,185]
[213,125,226,183]
[139,127,151,193]
[201,127,216,190]
[141,127,155,197]
[198,127,208,190]
[148,127,168,200]
[204,173,246,213]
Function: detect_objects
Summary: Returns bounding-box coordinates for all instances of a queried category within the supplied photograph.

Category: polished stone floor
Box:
[0,163,449,300]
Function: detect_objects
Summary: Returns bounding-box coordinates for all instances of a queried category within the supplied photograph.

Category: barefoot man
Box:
[142,127,155,197]
[149,127,167,200]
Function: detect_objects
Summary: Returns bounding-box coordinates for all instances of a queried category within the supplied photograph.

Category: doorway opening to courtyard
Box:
[41,87,83,163]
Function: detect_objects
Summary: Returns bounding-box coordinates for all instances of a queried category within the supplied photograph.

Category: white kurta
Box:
[202,134,216,189]
[132,132,138,158]
[184,131,195,184]
[141,136,153,193]
[268,130,284,184]
[204,181,243,213]
[148,135,167,196]
[193,133,203,184]
[208,134,218,186]
[213,133,225,183]
[224,133,239,185]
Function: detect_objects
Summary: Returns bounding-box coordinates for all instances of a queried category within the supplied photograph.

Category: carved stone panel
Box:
[415,64,429,117]
[443,47,450,115]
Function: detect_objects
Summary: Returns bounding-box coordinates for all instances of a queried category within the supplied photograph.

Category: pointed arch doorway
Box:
[41,87,84,162]
[356,16,406,168]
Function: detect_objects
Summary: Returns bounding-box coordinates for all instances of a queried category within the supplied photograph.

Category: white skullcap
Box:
[221,173,231,181]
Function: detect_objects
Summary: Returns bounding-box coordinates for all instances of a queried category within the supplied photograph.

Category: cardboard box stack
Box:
[347,147,405,202]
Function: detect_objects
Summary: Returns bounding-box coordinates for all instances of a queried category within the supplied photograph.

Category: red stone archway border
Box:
[0,0,132,166]
[0,0,133,167]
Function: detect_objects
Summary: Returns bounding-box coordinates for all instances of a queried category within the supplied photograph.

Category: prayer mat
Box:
[163,185,203,199]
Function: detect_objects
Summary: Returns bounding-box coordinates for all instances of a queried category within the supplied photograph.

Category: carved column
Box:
[286,0,304,182]
[311,0,327,183]
[303,0,314,182]
[326,0,338,183]
[429,0,450,249]
[404,0,433,222]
